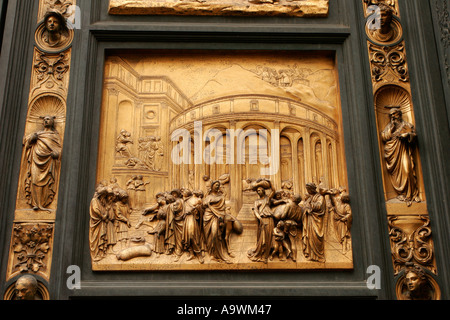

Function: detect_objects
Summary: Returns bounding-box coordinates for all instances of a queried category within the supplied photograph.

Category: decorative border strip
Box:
[362,0,440,300]
[108,0,330,17]
[4,0,75,300]
[434,0,450,86]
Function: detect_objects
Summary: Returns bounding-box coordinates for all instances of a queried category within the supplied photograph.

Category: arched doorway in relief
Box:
[297,137,306,197]
[311,132,324,185]
[280,135,292,188]
[240,124,271,183]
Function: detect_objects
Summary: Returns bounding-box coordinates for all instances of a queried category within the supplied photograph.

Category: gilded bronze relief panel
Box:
[90,50,354,271]
[108,0,329,17]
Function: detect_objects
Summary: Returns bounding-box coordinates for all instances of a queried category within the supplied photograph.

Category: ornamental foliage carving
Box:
[369,43,409,84]
[34,51,70,83]
[9,223,54,278]
[388,215,435,275]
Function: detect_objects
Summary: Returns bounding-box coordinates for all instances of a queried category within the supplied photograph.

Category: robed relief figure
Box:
[166,189,185,261]
[116,129,133,158]
[143,193,169,256]
[113,189,132,250]
[23,116,62,211]
[271,191,303,261]
[302,182,326,262]
[381,107,420,206]
[202,180,232,263]
[247,179,275,264]
[182,190,204,263]
[328,188,352,254]
[89,186,108,262]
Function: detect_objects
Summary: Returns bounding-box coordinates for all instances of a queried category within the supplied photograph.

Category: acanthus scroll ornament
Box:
[40,0,75,19]
[363,0,398,16]
[34,52,70,81]
[33,50,70,94]
[369,43,409,83]
[388,215,434,275]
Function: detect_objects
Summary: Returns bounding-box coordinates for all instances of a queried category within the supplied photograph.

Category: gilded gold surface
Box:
[6,223,55,282]
[365,2,426,210]
[395,263,441,300]
[6,0,75,283]
[362,0,439,299]
[108,0,329,17]
[92,50,353,271]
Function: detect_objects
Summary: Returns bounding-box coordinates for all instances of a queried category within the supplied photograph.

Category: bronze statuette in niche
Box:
[381,107,420,207]
[14,93,66,219]
[23,115,62,211]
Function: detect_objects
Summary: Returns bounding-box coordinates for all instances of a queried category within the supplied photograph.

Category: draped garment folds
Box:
[333,200,352,246]
[381,120,419,202]
[203,192,229,261]
[23,130,62,210]
[302,192,326,262]
[272,198,303,223]
[113,201,130,242]
[105,202,117,248]
[166,198,185,256]
[153,204,168,254]
[247,195,274,262]
[89,196,107,261]
[182,195,202,254]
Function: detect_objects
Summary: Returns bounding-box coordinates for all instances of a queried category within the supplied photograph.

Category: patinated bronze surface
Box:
[108,0,329,17]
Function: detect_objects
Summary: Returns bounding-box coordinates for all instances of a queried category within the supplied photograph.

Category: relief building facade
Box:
[0,0,449,300]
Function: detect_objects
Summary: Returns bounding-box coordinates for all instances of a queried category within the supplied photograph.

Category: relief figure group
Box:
[90,178,243,264]
[136,181,243,264]
[247,179,352,264]
[89,174,352,265]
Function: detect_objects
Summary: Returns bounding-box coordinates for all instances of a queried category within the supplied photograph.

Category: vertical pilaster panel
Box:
[3,0,75,300]
[361,0,440,300]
